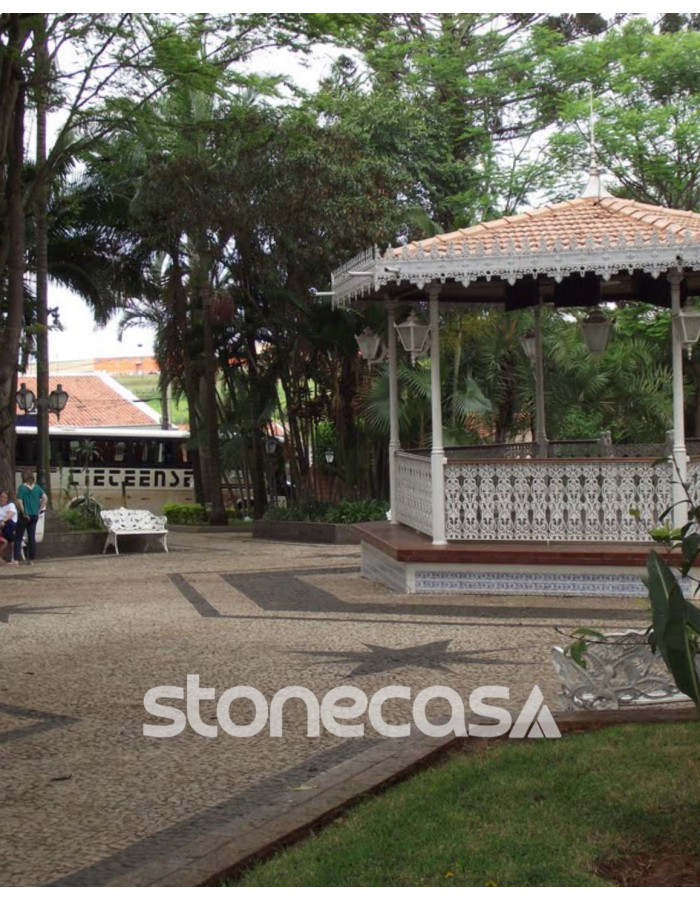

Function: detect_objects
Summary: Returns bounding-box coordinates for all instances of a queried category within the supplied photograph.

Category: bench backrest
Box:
[101,508,168,532]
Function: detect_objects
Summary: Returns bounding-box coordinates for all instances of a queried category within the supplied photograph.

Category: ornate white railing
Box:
[395,451,433,537]
[444,458,681,542]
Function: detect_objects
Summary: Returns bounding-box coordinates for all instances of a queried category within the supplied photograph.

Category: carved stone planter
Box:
[551,630,695,710]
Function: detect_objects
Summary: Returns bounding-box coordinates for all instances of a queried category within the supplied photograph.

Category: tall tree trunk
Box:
[35,15,51,502]
[0,55,26,494]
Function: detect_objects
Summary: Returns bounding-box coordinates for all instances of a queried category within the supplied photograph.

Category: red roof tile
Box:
[394,196,700,258]
[15,373,161,428]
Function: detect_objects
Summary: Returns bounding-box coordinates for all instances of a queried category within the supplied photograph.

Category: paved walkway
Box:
[0,534,651,886]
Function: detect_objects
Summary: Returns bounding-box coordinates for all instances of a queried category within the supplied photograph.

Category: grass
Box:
[115,375,190,426]
[230,722,700,887]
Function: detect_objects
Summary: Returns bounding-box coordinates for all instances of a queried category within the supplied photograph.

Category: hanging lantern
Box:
[673,307,700,357]
[356,328,385,366]
[395,311,431,363]
[520,330,536,363]
[580,309,613,355]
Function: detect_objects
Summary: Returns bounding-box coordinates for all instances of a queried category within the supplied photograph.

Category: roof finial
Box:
[589,84,597,168]
[581,85,611,199]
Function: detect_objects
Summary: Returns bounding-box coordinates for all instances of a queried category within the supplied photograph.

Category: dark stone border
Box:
[253,521,359,544]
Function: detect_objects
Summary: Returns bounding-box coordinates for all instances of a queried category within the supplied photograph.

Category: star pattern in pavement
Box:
[293,638,521,677]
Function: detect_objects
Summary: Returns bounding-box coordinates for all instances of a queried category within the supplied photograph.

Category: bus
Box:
[15,425,193,514]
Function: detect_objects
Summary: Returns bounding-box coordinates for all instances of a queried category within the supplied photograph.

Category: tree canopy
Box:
[2,13,700,512]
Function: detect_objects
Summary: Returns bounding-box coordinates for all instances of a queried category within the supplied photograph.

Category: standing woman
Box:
[14,471,47,565]
[0,490,18,565]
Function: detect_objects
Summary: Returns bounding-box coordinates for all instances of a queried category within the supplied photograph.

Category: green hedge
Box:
[264,498,388,524]
[163,503,248,525]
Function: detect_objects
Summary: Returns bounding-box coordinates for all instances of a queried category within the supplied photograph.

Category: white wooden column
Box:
[387,301,400,524]
[428,285,447,545]
[669,267,689,527]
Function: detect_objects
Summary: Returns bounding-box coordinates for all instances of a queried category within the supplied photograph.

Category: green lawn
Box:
[116,375,189,426]
[231,722,699,887]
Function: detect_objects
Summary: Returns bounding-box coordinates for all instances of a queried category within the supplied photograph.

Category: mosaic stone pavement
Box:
[0,532,651,886]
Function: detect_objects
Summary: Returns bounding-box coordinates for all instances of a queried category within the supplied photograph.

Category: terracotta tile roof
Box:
[15,373,161,428]
[395,197,700,257]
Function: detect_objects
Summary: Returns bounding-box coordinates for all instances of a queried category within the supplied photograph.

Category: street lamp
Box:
[48,384,69,420]
[395,310,430,363]
[580,309,613,355]
[16,383,36,414]
[15,382,69,420]
[324,449,335,465]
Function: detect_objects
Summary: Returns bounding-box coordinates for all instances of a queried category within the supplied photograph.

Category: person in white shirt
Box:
[0,490,19,565]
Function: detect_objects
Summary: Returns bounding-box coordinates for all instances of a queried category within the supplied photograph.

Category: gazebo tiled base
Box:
[354,522,692,598]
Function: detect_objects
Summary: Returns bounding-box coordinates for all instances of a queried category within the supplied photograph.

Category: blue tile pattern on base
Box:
[360,543,696,597]
[413,569,646,597]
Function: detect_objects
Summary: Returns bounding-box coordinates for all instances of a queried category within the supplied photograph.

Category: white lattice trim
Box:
[444,459,673,542]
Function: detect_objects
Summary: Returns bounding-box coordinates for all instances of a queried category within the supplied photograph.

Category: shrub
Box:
[263,498,388,524]
[324,498,389,524]
[58,502,104,531]
[162,502,207,525]
[263,501,333,522]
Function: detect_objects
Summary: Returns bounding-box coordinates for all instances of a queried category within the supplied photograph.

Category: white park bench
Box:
[101,508,169,555]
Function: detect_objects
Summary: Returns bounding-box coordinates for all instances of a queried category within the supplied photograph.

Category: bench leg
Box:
[162,533,168,553]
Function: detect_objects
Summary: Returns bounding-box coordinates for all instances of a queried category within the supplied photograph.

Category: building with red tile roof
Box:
[15,373,161,428]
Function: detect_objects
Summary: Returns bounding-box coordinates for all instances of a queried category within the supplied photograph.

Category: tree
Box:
[545,18,700,208]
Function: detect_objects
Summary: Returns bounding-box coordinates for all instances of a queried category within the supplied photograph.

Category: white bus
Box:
[15,425,193,514]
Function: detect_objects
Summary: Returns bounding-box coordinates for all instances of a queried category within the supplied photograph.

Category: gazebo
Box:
[330,171,700,596]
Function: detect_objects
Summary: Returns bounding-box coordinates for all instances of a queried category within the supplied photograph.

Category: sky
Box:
[48,286,155,364]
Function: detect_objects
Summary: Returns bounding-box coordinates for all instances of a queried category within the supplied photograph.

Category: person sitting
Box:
[0,489,19,565]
